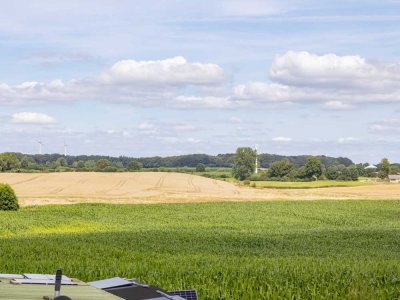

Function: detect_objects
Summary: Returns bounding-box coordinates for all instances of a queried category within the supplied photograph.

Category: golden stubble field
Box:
[0,172,399,206]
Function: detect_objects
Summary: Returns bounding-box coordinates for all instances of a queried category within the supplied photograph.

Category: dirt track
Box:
[0,172,399,206]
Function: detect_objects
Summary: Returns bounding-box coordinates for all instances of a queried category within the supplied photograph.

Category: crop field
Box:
[0,201,399,299]
[0,172,400,206]
[250,180,368,189]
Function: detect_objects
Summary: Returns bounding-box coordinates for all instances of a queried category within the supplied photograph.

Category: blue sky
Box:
[1,0,400,163]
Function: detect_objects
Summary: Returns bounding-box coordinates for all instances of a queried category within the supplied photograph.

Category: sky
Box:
[1,0,400,163]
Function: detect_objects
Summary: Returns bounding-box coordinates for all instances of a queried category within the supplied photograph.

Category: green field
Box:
[250,180,369,189]
[1,201,399,299]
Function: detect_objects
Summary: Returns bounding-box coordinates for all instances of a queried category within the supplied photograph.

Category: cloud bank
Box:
[2,52,400,110]
[234,51,400,109]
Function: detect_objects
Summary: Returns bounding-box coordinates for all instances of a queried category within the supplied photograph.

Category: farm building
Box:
[365,165,378,170]
[0,272,198,300]
[388,175,400,183]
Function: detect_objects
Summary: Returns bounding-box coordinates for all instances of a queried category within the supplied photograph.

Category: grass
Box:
[250,180,369,189]
[0,201,399,299]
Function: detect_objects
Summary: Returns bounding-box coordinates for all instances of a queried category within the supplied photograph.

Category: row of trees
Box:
[0,152,354,171]
[0,153,144,172]
[0,151,396,181]
[232,148,329,181]
[231,147,397,181]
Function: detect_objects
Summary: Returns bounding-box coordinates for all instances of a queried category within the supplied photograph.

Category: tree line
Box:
[0,151,354,172]
[0,151,396,182]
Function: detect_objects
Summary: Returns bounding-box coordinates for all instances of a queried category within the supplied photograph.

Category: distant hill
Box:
[15,153,353,168]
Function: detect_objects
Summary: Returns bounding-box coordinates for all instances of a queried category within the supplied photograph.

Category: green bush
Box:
[196,163,206,172]
[0,183,19,211]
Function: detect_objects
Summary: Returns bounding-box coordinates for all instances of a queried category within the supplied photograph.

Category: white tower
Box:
[254,144,258,174]
[64,140,68,156]
[38,140,43,155]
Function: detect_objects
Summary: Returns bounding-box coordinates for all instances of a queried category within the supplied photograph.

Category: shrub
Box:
[0,183,19,211]
[249,174,263,181]
[267,160,294,179]
[128,161,143,171]
[196,163,206,172]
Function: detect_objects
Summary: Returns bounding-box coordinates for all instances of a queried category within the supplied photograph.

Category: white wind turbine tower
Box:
[254,144,259,174]
[63,140,68,156]
[38,140,43,155]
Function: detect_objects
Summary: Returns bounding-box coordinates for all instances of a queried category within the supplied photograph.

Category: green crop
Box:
[0,201,399,299]
[250,180,368,189]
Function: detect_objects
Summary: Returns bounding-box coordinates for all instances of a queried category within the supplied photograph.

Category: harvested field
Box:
[0,172,399,206]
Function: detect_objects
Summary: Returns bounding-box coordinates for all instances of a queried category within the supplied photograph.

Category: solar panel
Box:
[11,279,77,285]
[88,277,132,289]
[23,274,72,281]
[0,274,25,279]
[169,290,198,300]
[146,297,186,300]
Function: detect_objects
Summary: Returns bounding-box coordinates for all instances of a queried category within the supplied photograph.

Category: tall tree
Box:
[304,156,324,180]
[379,158,390,179]
[325,165,339,180]
[232,147,256,180]
[55,157,68,167]
[96,159,111,170]
[0,153,19,171]
[128,161,143,171]
[267,160,294,179]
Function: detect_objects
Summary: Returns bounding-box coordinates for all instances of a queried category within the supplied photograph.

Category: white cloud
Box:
[233,82,291,102]
[272,136,292,142]
[172,96,232,108]
[369,119,400,133]
[337,137,360,144]
[233,51,400,108]
[323,101,353,110]
[122,130,130,137]
[102,56,225,85]
[2,52,400,110]
[0,57,226,107]
[138,122,156,130]
[19,52,95,66]
[11,112,56,124]
[270,51,400,91]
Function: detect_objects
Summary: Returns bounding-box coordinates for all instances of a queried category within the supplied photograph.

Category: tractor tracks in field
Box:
[11,175,42,185]
[153,173,169,190]
[187,176,201,193]
[212,179,223,189]
[100,179,128,194]
[49,179,89,195]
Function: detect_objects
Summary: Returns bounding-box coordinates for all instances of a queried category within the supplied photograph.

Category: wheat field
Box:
[0,172,399,206]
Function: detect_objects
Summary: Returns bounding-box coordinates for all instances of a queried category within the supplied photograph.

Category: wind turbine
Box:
[254,144,258,174]
[63,140,68,156]
[38,140,43,155]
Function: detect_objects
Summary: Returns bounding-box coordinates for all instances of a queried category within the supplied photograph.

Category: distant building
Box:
[388,175,400,183]
[365,165,378,170]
